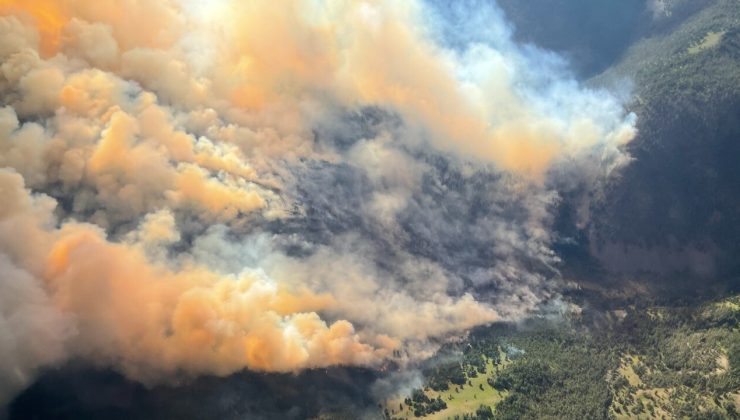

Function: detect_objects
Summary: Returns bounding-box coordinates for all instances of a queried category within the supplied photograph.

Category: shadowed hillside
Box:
[585,0,740,289]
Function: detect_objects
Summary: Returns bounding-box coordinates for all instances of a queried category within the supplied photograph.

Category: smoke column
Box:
[0,0,635,406]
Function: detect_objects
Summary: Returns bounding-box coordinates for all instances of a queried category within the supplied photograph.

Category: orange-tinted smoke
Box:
[0,0,68,56]
[0,0,182,57]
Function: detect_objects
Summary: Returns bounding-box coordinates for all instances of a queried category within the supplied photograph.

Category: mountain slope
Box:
[586,0,740,287]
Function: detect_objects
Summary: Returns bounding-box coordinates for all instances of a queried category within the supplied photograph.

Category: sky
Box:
[0,0,636,408]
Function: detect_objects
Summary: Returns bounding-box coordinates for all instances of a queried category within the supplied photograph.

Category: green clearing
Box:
[617,355,643,387]
[385,349,511,420]
[688,30,726,54]
[715,299,740,313]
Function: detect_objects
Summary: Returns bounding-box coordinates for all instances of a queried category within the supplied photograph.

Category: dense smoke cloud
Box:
[0,0,635,407]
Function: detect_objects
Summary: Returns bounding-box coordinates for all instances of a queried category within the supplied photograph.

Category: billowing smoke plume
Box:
[0,0,635,406]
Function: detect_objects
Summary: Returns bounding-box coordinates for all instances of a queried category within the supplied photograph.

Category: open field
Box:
[385,350,511,420]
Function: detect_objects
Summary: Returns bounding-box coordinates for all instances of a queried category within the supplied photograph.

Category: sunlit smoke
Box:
[0,0,635,407]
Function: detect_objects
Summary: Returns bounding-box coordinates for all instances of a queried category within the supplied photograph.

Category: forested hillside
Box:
[383,295,740,419]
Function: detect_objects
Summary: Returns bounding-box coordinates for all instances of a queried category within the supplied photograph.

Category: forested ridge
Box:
[385,294,740,419]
